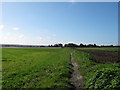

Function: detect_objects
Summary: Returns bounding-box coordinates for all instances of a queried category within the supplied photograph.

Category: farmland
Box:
[78,47,119,51]
[77,48,119,63]
[1,47,120,89]
[2,48,73,88]
[71,48,120,89]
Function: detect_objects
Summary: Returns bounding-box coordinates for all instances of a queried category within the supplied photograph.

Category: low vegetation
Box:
[1,47,120,89]
[70,48,120,89]
[86,67,120,89]
[2,48,73,88]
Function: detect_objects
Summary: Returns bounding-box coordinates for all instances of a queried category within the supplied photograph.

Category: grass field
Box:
[2,48,73,88]
[1,47,120,89]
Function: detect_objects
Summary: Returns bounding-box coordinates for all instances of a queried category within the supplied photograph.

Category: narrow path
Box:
[70,53,84,90]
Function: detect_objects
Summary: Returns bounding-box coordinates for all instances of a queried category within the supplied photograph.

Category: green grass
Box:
[78,47,119,51]
[70,48,120,89]
[2,47,120,89]
[2,48,73,88]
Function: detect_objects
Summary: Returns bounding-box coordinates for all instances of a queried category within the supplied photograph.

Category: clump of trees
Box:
[64,43,98,47]
[64,43,79,47]
[48,44,63,47]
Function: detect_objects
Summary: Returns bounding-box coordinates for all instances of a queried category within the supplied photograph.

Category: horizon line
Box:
[0,43,119,46]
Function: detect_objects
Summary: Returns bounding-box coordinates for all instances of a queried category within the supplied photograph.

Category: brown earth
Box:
[76,49,120,63]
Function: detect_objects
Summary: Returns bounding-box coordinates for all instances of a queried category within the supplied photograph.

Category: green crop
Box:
[86,68,120,89]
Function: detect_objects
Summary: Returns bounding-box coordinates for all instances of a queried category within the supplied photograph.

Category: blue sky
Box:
[1,2,118,45]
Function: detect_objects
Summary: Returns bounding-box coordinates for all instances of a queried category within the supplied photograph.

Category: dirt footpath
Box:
[70,53,84,90]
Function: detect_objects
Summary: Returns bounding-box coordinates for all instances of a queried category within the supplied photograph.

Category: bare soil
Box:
[70,53,84,90]
[77,49,120,63]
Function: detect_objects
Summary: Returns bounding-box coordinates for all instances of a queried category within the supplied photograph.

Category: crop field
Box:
[2,48,73,88]
[71,48,120,89]
[1,47,120,89]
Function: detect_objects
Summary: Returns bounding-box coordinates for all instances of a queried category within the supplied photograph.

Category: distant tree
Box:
[64,44,68,47]
[40,45,45,47]
[110,45,113,47]
[53,43,63,47]
[64,43,78,47]
[101,45,104,47]
[87,44,94,47]
[49,45,53,47]
[58,43,63,47]
[84,44,87,47]
[54,44,59,47]
[93,44,97,47]
[80,43,84,47]
[48,45,51,47]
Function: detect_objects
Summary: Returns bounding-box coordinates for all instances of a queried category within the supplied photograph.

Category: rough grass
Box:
[70,48,120,89]
[2,48,73,88]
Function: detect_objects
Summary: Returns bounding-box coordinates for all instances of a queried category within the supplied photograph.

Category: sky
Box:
[0,2,118,45]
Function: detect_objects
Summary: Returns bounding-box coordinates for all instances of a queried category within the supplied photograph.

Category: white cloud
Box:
[0,24,4,30]
[12,27,20,31]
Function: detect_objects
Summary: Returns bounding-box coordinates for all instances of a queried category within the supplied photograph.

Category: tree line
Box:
[48,43,116,47]
[1,43,118,48]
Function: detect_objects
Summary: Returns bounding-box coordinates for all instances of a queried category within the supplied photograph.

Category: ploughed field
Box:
[78,47,119,51]
[2,48,73,88]
[77,47,120,63]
